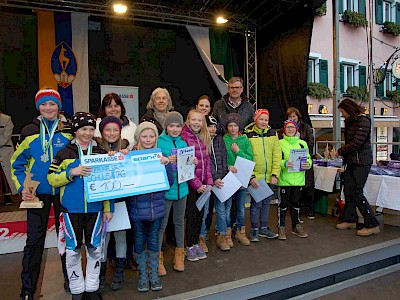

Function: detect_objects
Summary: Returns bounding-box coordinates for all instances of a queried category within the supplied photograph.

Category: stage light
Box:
[113,3,127,14]
[216,16,228,24]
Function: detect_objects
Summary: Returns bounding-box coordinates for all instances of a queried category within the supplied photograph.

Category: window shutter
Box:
[339,0,343,14]
[319,59,329,86]
[376,82,384,97]
[396,3,400,25]
[340,63,344,93]
[375,0,383,25]
[359,65,366,86]
[359,0,366,16]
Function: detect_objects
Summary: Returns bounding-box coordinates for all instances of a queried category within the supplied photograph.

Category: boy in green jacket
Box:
[223,113,253,246]
[278,120,312,240]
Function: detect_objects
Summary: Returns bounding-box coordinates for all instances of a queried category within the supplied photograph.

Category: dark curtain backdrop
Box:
[257,0,324,129]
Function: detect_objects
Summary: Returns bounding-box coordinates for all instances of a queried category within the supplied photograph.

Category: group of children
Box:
[12,88,312,300]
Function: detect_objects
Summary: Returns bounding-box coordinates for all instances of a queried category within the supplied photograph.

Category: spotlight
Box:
[216,16,228,24]
[113,3,127,14]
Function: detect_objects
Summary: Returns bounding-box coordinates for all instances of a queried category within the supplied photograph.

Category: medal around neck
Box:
[20,173,44,208]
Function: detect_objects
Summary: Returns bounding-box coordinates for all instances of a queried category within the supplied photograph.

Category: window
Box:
[384,1,392,22]
[340,58,365,93]
[376,0,399,25]
[378,71,397,97]
[307,59,316,83]
[344,0,358,11]
[308,53,328,86]
[340,0,366,14]
[343,64,355,92]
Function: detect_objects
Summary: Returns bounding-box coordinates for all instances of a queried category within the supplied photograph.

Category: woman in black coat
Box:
[336,98,380,236]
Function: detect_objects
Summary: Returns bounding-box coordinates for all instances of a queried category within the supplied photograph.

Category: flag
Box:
[37,11,89,116]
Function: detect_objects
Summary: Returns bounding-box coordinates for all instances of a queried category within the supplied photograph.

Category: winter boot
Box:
[235,226,250,246]
[110,258,125,291]
[225,227,234,247]
[158,251,167,276]
[278,227,287,240]
[216,233,230,251]
[148,251,163,291]
[135,251,149,292]
[98,262,107,293]
[199,236,209,253]
[173,247,185,272]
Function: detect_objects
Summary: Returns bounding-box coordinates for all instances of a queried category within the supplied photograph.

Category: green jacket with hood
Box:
[223,134,253,167]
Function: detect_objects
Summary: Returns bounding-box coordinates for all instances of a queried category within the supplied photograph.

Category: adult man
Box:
[212,77,255,131]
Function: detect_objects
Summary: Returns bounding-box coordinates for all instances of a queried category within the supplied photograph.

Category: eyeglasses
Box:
[285,126,296,129]
[228,86,243,90]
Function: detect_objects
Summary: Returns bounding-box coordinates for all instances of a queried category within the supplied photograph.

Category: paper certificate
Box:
[289,149,308,172]
[234,156,256,188]
[195,185,212,211]
[177,146,195,183]
[247,179,274,203]
[212,172,242,203]
[107,202,131,232]
[82,148,170,202]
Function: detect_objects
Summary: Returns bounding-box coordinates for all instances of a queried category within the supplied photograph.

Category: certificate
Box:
[107,202,131,232]
[82,148,170,202]
[196,185,212,211]
[289,149,308,172]
[234,156,256,188]
[247,179,274,203]
[212,171,242,203]
[177,146,195,183]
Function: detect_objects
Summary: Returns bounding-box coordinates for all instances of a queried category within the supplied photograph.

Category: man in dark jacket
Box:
[212,77,255,132]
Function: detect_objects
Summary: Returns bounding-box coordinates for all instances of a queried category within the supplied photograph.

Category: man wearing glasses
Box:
[212,77,255,131]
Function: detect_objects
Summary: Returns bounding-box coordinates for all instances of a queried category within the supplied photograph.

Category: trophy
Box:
[19,173,44,208]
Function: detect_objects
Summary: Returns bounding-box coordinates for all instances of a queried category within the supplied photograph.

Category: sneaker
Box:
[259,228,279,239]
[249,228,259,242]
[307,211,316,220]
[278,227,287,240]
[291,224,308,238]
[194,244,207,260]
[199,236,209,253]
[186,246,199,262]
[357,226,380,236]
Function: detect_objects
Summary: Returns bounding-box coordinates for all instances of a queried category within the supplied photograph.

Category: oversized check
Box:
[82,148,170,202]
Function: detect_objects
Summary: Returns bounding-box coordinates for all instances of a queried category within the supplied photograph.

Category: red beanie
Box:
[283,120,298,133]
[254,109,269,121]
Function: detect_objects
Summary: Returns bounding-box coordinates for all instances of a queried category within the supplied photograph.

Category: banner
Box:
[37,11,89,116]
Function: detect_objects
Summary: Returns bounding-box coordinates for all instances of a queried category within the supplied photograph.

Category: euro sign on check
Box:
[82,148,170,202]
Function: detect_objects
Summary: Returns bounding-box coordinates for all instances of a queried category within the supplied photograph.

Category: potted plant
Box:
[342,10,368,28]
[307,82,332,99]
[382,21,400,36]
[346,86,369,102]
[387,90,400,105]
[314,4,327,17]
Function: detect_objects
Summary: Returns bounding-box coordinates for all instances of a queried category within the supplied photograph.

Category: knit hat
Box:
[206,115,218,127]
[99,116,122,133]
[164,111,183,128]
[71,112,96,132]
[135,121,159,145]
[254,109,269,121]
[35,89,62,110]
[225,113,241,128]
[283,120,298,133]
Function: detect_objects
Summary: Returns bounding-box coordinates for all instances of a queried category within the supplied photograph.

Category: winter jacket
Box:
[244,123,281,183]
[278,135,312,187]
[157,131,189,200]
[47,140,114,213]
[223,134,254,167]
[181,124,213,191]
[212,94,255,131]
[210,134,229,181]
[11,117,73,194]
[95,116,137,150]
[127,162,174,222]
[140,109,166,135]
[337,114,373,166]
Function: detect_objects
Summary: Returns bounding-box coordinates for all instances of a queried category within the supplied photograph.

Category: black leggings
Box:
[185,189,204,246]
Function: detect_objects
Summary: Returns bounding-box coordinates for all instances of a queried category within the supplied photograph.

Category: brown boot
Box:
[173,247,185,272]
[158,251,166,276]
[336,222,357,230]
[235,226,250,246]
[216,234,230,251]
[199,236,209,253]
[278,227,287,240]
[225,227,234,248]
[357,226,380,236]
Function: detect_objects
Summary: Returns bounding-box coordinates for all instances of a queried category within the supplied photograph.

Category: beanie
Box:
[99,116,122,133]
[71,112,96,132]
[206,115,218,127]
[35,89,62,110]
[225,113,241,129]
[254,109,269,121]
[283,120,298,133]
[135,121,159,146]
[164,111,183,128]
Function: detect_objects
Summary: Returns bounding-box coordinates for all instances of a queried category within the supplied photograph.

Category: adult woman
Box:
[336,98,380,236]
[0,112,17,205]
[140,88,173,135]
[95,93,137,149]
[284,107,316,220]
[11,89,72,299]
[195,95,212,116]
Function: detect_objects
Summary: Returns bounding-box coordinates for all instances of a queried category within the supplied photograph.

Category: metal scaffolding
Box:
[245,29,257,109]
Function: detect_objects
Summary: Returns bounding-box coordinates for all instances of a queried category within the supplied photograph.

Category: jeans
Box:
[132,219,162,254]
[230,188,247,230]
[250,184,274,229]
[214,193,232,234]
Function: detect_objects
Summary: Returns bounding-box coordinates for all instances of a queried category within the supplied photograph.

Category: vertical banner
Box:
[376,127,388,161]
[37,11,89,116]
[100,85,139,124]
